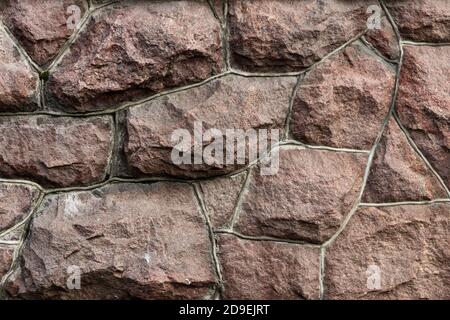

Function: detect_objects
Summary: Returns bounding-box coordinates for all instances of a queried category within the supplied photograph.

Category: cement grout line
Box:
[283,74,304,140]
[193,183,224,297]
[0,178,44,192]
[359,199,450,208]
[393,112,450,198]
[281,140,370,154]
[214,229,321,247]
[360,35,399,65]
[227,168,252,230]
[401,40,450,47]
[0,241,20,246]
[319,247,326,300]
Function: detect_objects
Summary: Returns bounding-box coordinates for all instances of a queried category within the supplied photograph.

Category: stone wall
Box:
[0,0,449,299]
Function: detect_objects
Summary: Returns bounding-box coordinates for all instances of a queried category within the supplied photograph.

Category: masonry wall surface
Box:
[0,0,449,300]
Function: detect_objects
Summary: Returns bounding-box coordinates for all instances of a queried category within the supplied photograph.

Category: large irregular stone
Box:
[235,147,368,244]
[396,45,450,189]
[385,0,450,42]
[325,203,450,299]
[8,182,216,299]
[199,173,246,229]
[46,0,223,112]
[217,234,320,299]
[228,0,376,72]
[121,75,295,178]
[0,116,113,188]
[0,183,40,232]
[291,42,396,150]
[0,0,87,66]
[0,246,14,281]
[363,118,448,203]
[0,28,39,112]
[365,15,400,61]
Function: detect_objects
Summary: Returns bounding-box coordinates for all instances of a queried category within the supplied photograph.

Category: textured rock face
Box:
[363,119,447,203]
[0,116,113,187]
[199,173,246,229]
[1,0,87,66]
[236,147,367,243]
[0,183,40,232]
[122,75,295,178]
[46,0,223,112]
[0,28,39,112]
[0,0,449,301]
[290,42,396,150]
[9,183,216,299]
[218,235,320,299]
[228,0,374,72]
[385,0,450,42]
[365,15,400,61]
[325,204,450,300]
[396,45,450,189]
[0,247,14,281]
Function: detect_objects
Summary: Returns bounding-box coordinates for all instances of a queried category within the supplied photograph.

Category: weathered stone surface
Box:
[0,183,40,232]
[385,0,450,42]
[228,0,375,72]
[396,45,450,189]
[122,75,295,178]
[0,246,14,281]
[9,182,216,299]
[365,15,400,61]
[46,0,223,112]
[363,119,447,203]
[1,0,87,66]
[218,234,320,299]
[236,147,368,244]
[0,28,39,112]
[0,116,113,188]
[199,173,246,229]
[291,42,396,150]
[325,203,450,299]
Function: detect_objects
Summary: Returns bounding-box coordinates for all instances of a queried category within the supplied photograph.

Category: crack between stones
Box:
[193,183,223,299]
